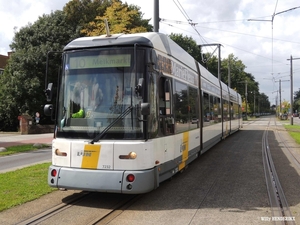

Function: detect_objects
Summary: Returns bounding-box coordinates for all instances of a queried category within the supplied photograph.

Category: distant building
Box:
[0,53,11,75]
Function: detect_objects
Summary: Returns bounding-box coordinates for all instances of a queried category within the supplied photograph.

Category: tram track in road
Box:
[16,191,140,225]
[262,118,295,225]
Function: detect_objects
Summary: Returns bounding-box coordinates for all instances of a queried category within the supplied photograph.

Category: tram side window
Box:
[159,77,174,136]
[203,92,210,127]
[223,99,229,121]
[233,103,239,119]
[213,96,221,123]
[174,81,189,133]
[230,102,234,120]
[189,87,199,129]
[209,94,214,121]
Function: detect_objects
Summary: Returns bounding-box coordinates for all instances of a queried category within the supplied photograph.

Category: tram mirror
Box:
[136,102,150,119]
[44,104,53,116]
[45,83,53,102]
[141,103,150,116]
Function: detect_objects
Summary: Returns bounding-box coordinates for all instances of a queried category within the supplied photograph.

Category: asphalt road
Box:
[0,148,51,173]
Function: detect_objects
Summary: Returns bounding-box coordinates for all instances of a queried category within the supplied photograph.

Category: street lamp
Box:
[251,91,256,116]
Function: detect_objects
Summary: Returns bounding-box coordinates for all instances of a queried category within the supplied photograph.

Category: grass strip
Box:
[0,144,49,156]
[284,124,300,145]
[0,163,56,212]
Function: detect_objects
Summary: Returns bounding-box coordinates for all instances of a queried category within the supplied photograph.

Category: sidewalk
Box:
[0,133,53,148]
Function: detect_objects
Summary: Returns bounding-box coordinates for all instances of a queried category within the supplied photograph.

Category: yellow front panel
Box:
[81,144,101,169]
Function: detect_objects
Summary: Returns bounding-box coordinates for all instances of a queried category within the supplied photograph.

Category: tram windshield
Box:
[56,48,145,139]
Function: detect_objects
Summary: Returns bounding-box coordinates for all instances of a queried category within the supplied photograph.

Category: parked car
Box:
[191,118,199,124]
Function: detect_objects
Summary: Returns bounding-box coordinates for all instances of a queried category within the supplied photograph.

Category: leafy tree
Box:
[293,88,300,113]
[81,0,152,36]
[0,11,77,131]
[63,0,112,35]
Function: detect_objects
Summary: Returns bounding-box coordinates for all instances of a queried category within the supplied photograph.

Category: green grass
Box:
[0,163,56,212]
[284,124,300,145]
[0,144,49,156]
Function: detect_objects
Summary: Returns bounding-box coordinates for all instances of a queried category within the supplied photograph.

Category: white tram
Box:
[45,32,242,194]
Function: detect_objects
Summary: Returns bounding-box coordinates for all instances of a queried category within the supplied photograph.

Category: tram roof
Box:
[64,32,197,71]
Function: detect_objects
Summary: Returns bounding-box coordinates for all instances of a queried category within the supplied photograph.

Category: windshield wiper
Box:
[90,106,133,144]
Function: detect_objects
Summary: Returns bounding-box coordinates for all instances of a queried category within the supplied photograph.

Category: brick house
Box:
[0,53,10,75]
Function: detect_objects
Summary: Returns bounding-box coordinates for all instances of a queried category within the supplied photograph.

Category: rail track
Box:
[16,191,141,225]
[262,118,296,225]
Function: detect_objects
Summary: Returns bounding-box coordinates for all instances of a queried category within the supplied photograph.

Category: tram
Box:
[44,32,242,194]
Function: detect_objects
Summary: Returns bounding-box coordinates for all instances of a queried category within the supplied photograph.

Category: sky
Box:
[1,0,300,107]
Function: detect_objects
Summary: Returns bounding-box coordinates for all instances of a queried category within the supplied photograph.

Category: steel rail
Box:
[16,192,91,225]
[16,191,139,225]
[262,119,295,225]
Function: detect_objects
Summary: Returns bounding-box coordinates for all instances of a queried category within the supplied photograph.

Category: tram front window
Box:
[56,49,145,140]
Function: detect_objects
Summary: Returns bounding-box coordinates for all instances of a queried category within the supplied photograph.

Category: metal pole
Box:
[279,80,282,115]
[254,91,256,116]
[290,55,293,125]
[154,0,159,32]
[287,55,300,125]
[218,44,221,80]
[228,56,231,88]
[245,80,248,118]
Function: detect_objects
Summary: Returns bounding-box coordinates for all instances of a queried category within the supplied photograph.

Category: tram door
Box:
[158,77,175,164]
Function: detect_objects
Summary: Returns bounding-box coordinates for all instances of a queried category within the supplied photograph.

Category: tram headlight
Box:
[55,148,67,156]
[119,151,137,159]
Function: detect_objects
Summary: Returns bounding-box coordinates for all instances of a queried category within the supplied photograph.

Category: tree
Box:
[0,11,77,131]
[293,88,300,113]
[63,0,112,35]
[81,0,152,36]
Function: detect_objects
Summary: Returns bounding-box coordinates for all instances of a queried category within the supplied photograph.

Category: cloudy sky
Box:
[1,0,300,106]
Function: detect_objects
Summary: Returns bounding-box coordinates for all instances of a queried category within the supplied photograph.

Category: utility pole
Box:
[228,56,231,88]
[253,91,256,116]
[154,0,159,32]
[275,79,289,117]
[287,55,300,125]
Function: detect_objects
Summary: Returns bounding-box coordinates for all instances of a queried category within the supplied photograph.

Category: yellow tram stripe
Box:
[179,131,189,171]
[81,144,101,169]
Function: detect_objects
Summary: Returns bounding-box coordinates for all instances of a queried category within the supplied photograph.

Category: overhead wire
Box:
[160,1,300,71]
[162,0,300,104]
[171,0,212,54]
[162,0,300,87]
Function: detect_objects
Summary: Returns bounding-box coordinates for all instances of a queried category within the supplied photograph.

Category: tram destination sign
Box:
[69,54,131,69]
